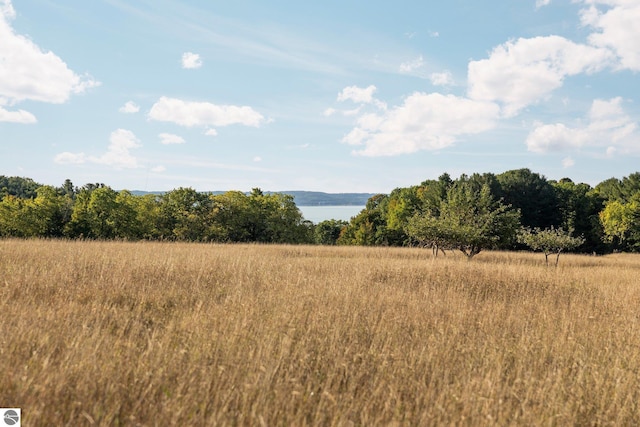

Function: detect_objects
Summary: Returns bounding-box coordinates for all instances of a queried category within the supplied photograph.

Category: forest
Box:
[1,168,639,254]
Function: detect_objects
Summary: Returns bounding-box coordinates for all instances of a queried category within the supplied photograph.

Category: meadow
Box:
[1,239,639,426]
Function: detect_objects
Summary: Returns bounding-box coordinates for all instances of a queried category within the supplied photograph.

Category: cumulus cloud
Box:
[54,129,141,169]
[526,97,639,154]
[580,0,640,71]
[204,128,218,137]
[119,101,140,113]
[468,36,613,116]
[151,165,166,173]
[0,105,36,123]
[90,129,141,168]
[337,85,387,110]
[181,52,202,69]
[0,0,100,122]
[338,85,377,104]
[148,96,267,128]
[342,92,500,156]
[159,133,186,145]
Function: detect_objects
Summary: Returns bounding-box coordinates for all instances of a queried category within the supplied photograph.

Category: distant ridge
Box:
[129,190,378,206]
[278,191,376,206]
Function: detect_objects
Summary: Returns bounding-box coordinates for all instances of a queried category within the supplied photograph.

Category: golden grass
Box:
[1,239,639,426]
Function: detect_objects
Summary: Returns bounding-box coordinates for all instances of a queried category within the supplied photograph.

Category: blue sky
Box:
[1,0,639,193]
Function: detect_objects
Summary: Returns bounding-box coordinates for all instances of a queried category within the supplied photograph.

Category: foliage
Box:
[599,199,640,251]
[517,227,585,266]
[314,219,348,245]
[496,168,560,230]
[406,182,521,259]
[0,175,41,199]
[4,170,640,253]
[551,179,604,253]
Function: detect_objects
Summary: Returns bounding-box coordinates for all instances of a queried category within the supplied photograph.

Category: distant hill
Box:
[130,190,377,206]
[277,191,376,206]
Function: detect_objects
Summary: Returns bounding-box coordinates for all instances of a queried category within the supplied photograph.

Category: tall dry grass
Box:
[1,239,639,426]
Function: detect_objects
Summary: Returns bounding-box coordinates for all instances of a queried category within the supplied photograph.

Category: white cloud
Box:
[253,156,262,162]
[148,96,267,128]
[562,156,575,168]
[526,97,639,154]
[468,36,613,116]
[119,101,140,114]
[54,151,87,165]
[342,92,500,156]
[429,31,440,38]
[89,129,141,168]
[337,85,387,110]
[536,0,551,9]
[337,85,377,104]
[399,55,426,75]
[151,165,166,173]
[159,133,186,145]
[430,71,455,87]
[580,0,640,71]
[0,105,36,123]
[0,0,99,121]
[181,52,202,69]
[323,108,337,117]
[204,128,218,137]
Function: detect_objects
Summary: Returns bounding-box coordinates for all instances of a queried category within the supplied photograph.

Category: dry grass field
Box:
[1,239,639,426]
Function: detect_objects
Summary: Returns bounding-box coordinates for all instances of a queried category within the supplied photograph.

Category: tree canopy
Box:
[2,170,640,254]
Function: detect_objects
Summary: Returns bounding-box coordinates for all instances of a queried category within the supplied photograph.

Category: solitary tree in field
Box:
[406,183,521,260]
[517,227,585,266]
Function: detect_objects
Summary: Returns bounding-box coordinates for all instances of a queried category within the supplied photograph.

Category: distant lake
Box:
[299,205,365,223]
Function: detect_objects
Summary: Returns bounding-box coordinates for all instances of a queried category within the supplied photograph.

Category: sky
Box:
[1,0,639,193]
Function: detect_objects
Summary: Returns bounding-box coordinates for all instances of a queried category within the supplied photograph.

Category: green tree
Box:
[552,179,605,253]
[599,199,640,251]
[406,183,520,259]
[405,213,452,256]
[0,175,41,199]
[518,227,585,266]
[0,195,28,237]
[314,219,348,245]
[29,186,70,237]
[337,196,388,246]
[157,187,212,241]
[496,168,560,230]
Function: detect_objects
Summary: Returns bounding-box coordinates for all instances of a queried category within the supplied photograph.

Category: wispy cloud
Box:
[399,55,426,75]
[159,133,186,145]
[102,0,418,77]
[430,70,455,87]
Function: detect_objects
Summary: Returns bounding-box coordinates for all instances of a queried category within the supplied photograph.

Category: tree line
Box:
[0,179,312,243]
[1,169,640,255]
[333,169,640,255]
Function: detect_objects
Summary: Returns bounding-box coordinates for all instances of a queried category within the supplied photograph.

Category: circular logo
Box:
[3,410,19,426]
